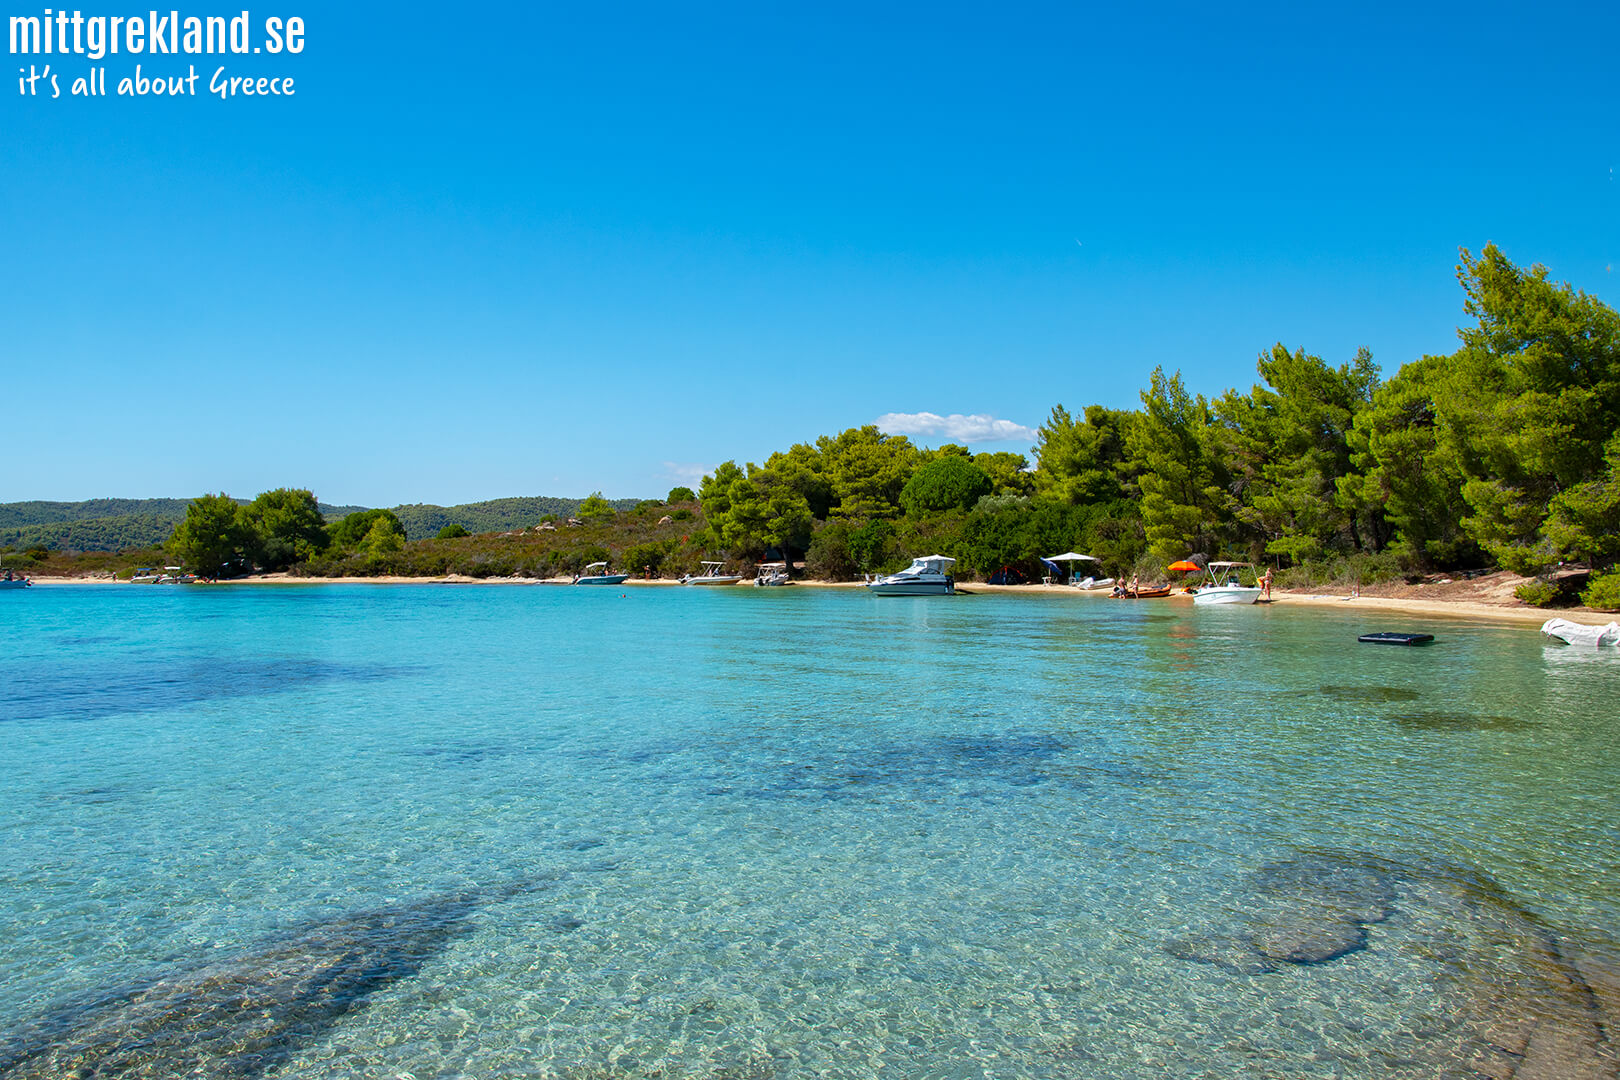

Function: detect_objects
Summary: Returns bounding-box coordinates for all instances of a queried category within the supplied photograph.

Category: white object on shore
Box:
[1540,617,1620,647]
[754,562,791,586]
[574,561,630,585]
[682,561,743,586]
[867,554,956,596]
[1192,561,1262,605]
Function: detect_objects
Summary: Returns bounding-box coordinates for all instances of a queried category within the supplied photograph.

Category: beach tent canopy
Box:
[1045,552,1100,562]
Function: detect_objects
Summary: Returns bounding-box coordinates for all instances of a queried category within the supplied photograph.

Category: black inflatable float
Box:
[1357,632,1435,646]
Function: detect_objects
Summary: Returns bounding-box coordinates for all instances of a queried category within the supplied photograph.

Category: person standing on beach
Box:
[1260,567,1273,600]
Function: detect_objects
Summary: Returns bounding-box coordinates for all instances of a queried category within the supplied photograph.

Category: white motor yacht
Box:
[866,554,956,596]
[1192,561,1262,605]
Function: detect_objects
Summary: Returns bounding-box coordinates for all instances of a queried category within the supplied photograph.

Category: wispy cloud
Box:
[875,412,1038,444]
[663,461,716,484]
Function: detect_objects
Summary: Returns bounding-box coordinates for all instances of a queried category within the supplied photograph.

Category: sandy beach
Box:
[22,569,1616,628]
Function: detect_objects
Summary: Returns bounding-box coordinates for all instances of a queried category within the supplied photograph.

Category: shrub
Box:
[436,524,470,539]
[1581,570,1620,611]
[667,486,696,502]
[1515,579,1562,607]
[671,508,693,521]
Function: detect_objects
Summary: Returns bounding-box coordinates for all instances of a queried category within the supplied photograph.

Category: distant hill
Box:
[388,496,642,539]
[0,495,646,550]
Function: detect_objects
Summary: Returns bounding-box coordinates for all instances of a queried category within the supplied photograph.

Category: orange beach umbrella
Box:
[1167,560,1201,573]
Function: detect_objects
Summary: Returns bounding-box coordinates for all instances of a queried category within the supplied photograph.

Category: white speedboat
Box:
[682,561,743,585]
[866,554,956,596]
[1192,561,1262,605]
[754,562,792,586]
[574,561,630,585]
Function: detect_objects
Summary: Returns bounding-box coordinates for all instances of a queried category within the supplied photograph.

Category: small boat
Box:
[1111,584,1172,599]
[0,565,30,589]
[574,561,630,585]
[682,561,743,586]
[1358,632,1435,646]
[867,555,956,596]
[754,562,792,586]
[1540,618,1620,647]
[1192,562,1263,605]
[156,566,197,584]
[129,566,164,583]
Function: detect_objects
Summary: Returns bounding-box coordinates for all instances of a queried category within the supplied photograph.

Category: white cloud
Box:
[663,461,716,485]
[874,412,1038,445]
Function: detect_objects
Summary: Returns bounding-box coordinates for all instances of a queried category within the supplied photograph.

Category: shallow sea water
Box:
[2,584,1617,1078]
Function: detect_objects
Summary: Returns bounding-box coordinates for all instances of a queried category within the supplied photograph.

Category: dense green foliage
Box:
[21,248,1620,603]
[387,496,639,539]
[167,494,252,578]
[241,488,328,571]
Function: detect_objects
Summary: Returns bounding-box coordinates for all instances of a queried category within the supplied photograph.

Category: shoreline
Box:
[21,573,1607,628]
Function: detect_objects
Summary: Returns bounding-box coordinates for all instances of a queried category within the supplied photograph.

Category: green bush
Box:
[1581,570,1620,611]
[436,524,470,539]
[667,486,696,503]
[1513,579,1561,607]
[671,508,693,521]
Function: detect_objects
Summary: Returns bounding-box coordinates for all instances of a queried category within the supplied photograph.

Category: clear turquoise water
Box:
[2,584,1617,1078]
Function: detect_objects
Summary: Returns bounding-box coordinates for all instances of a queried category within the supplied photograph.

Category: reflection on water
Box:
[1,585,1617,1078]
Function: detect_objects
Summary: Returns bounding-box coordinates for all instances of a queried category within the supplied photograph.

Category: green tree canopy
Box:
[576,492,617,523]
[666,486,697,503]
[329,508,406,552]
[1428,245,1620,572]
[815,426,920,519]
[168,493,249,578]
[1033,404,1135,504]
[1126,368,1228,561]
[1213,344,1380,564]
[899,454,993,516]
[436,523,470,539]
[241,488,327,571]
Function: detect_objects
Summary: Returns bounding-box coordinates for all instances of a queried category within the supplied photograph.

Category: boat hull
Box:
[683,576,742,586]
[1192,587,1262,605]
[0,579,30,590]
[866,581,953,596]
[574,575,630,585]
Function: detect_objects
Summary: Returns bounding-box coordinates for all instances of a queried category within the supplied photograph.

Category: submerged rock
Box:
[1317,684,1422,703]
[1167,853,1397,974]
[1164,851,1620,1077]
[0,879,541,1079]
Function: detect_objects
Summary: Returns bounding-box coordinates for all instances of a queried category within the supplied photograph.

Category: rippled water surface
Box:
[3,584,1617,1078]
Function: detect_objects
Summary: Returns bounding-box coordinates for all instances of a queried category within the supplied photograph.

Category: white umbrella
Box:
[1044,552,1099,562]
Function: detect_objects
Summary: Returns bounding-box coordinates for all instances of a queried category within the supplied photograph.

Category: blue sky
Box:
[5,1,1617,506]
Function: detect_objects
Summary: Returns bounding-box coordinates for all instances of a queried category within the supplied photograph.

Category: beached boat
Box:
[682,561,743,586]
[574,561,630,585]
[1192,561,1263,605]
[1111,584,1172,599]
[0,572,30,589]
[867,554,956,596]
[1541,617,1620,647]
[754,562,792,586]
